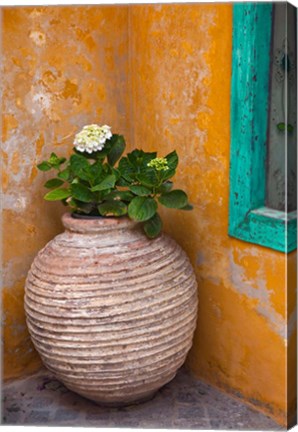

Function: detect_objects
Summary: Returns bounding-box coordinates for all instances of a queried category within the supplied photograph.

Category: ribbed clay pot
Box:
[24,212,198,406]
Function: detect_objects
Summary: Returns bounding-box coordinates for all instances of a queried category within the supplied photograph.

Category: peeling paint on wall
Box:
[228,248,286,341]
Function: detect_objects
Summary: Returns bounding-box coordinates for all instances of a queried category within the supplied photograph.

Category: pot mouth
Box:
[71,212,127,220]
[62,212,137,233]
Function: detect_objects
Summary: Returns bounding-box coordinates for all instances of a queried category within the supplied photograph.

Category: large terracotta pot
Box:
[24,212,198,406]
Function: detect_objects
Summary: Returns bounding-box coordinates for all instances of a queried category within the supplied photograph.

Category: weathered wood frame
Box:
[229,3,297,253]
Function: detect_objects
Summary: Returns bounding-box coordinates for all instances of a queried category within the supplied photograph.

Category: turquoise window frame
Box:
[229,3,297,253]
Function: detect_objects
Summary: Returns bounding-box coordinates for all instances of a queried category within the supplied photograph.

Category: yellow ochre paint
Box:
[2,5,130,380]
[1,4,295,427]
[127,4,295,426]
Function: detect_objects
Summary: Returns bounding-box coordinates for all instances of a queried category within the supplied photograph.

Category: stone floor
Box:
[1,366,282,430]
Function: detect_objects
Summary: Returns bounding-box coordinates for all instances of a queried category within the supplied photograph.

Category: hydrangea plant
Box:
[37,124,193,238]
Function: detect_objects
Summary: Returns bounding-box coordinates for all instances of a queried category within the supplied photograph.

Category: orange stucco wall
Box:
[128,4,296,426]
[2,5,129,378]
[1,4,296,427]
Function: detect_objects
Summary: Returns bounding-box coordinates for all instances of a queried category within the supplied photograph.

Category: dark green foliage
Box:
[58,168,71,181]
[107,135,126,166]
[38,129,193,238]
[37,161,52,171]
[143,213,163,238]
[158,181,173,194]
[128,197,157,221]
[98,200,127,217]
[105,190,134,202]
[158,190,188,209]
[70,154,92,181]
[44,178,64,189]
[71,184,95,202]
[91,174,116,192]
[44,188,71,201]
[129,185,152,196]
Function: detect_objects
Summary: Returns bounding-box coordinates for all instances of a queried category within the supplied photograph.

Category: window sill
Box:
[229,207,297,253]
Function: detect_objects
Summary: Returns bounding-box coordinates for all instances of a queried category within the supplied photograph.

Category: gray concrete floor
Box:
[1,366,282,430]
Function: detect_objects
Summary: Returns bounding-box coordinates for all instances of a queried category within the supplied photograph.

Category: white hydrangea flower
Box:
[74,124,112,153]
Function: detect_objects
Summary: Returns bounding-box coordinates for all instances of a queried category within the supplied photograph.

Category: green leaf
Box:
[143,213,162,238]
[58,157,66,165]
[161,168,176,181]
[165,150,178,170]
[158,181,173,193]
[136,169,158,187]
[118,157,135,182]
[48,152,59,164]
[48,152,66,167]
[107,135,126,166]
[287,124,294,133]
[128,196,157,221]
[44,188,71,201]
[141,152,158,166]
[158,190,188,209]
[111,167,121,180]
[44,178,64,189]
[58,168,71,181]
[70,154,91,180]
[37,161,52,171]
[73,201,95,214]
[98,200,127,217]
[91,174,116,192]
[129,185,152,196]
[127,149,145,166]
[127,150,157,168]
[105,190,134,202]
[89,161,103,183]
[101,188,113,199]
[71,183,94,202]
[180,203,194,211]
[159,151,178,181]
[117,177,131,187]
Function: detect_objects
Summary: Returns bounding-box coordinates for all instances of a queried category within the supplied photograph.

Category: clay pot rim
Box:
[71,212,127,221]
[62,212,138,233]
